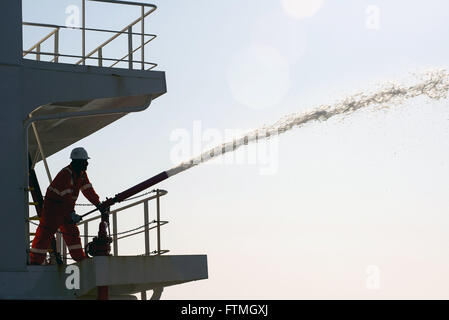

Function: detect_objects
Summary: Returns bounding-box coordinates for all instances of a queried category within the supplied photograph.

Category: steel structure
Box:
[0,0,208,300]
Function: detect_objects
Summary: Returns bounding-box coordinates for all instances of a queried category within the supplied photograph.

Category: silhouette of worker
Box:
[30,147,103,265]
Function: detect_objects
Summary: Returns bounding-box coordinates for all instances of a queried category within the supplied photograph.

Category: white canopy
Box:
[28,94,156,163]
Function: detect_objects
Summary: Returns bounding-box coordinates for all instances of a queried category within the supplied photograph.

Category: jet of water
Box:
[166,69,449,178]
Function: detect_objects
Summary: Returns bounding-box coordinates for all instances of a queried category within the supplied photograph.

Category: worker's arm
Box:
[80,172,101,206]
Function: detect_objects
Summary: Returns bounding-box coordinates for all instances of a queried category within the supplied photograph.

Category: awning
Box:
[28,94,154,163]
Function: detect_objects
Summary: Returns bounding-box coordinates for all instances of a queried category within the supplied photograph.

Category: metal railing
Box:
[28,189,169,264]
[22,0,158,70]
[78,189,169,260]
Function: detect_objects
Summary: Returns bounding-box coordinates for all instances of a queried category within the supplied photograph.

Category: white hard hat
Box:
[70,147,90,160]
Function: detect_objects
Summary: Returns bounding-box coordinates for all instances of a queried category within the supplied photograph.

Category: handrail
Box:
[78,189,169,258]
[116,221,168,241]
[23,27,59,57]
[81,189,167,224]
[28,189,170,263]
[110,37,155,68]
[22,50,158,70]
[23,22,156,38]
[76,5,157,66]
[22,0,158,70]
[89,0,157,9]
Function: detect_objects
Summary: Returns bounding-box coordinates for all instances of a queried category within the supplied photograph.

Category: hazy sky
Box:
[24,0,449,299]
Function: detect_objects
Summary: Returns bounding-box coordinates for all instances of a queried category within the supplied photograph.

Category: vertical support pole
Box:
[128,26,133,69]
[141,5,145,70]
[54,28,59,63]
[141,200,150,299]
[156,190,161,255]
[144,200,150,255]
[31,150,40,169]
[84,222,88,250]
[82,0,86,65]
[55,231,66,264]
[112,211,118,256]
[36,44,41,61]
[98,47,103,67]
[26,218,30,264]
[31,122,52,183]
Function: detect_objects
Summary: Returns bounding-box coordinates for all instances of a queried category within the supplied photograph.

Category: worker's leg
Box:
[30,217,58,265]
[60,222,86,262]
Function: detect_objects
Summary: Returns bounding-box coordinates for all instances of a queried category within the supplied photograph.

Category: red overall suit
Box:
[30,165,100,265]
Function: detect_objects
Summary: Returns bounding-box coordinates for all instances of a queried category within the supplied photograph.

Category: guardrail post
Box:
[128,26,133,69]
[144,200,150,255]
[36,44,41,61]
[156,189,161,255]
[141,198,150,300]
[141,5,145,70]
[82,0,86,65]
[112,211,118,256]
[84,222,88,250]
[54,28,59,63]
[98,47,103,67]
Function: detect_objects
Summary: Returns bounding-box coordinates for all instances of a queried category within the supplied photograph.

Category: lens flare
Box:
[227,43,291,110]
[281,0,324,19]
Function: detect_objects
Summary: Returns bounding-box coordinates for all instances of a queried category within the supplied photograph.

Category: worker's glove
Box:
[97,203,110,223]
[97,203,110,214]
[70,211,82,224]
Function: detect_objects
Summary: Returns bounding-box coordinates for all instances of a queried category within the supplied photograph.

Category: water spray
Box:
[83,69,449,220]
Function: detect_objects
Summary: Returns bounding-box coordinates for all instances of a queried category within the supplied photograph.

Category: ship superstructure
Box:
[0,0,207,300]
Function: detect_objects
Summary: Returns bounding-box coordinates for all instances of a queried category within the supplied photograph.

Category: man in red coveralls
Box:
[30,147,103,265]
